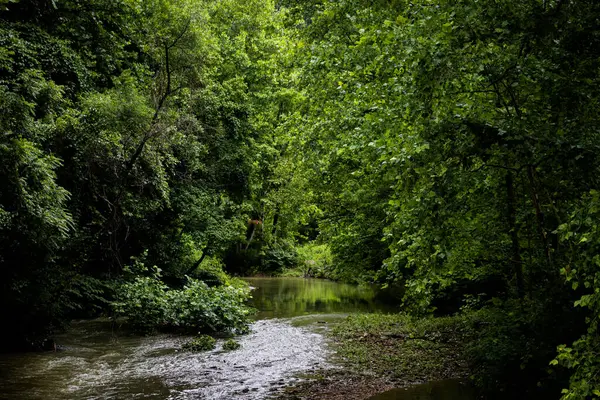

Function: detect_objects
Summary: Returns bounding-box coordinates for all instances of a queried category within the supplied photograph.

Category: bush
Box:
[111,275,170,332]
[295,243,334,279]
[464,299,582,397]
[112,264,253,334]
[260,242,298,273]
[222,338,241,351]
[165,278,252,334]
[192,256,229,286]
[182,334,216,351]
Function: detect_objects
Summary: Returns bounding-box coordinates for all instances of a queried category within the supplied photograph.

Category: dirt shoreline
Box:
[274,369,400,400]
[274,313,472,400]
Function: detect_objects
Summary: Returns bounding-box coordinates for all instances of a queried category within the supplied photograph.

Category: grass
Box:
[329,313,474,383]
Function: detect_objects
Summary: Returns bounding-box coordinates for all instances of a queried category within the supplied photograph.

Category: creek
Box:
[0,277,472,400]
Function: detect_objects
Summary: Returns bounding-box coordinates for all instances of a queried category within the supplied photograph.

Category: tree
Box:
[0,0,280,349]
[275,0,600,396]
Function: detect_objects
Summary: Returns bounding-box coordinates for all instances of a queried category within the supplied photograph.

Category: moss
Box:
[222,338,241,351]
[182,334,216,351]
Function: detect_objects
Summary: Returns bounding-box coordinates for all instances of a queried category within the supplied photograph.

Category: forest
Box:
[1,0,600,398]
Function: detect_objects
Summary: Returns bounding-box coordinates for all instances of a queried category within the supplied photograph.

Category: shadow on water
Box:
[368,380,476,400]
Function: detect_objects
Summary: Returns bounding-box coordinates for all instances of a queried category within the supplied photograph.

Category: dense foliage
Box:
[266,0,600,397]
[3,0,600,398]
[0,0,276,348]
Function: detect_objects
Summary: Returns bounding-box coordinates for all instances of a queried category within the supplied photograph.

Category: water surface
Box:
[0,277,468,400]
[0,318,327,400]
[0,277,392,400]
[244,277,396,319]
[369,380,476,400]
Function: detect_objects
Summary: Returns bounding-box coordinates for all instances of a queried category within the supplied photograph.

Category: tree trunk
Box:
[245,224,256,251]
[506,172,524,298]
[271,209,280,236]
[527,165,552,266]
[185,246,209,276]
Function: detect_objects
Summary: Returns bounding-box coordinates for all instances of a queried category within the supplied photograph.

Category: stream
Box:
[0,277,473,400]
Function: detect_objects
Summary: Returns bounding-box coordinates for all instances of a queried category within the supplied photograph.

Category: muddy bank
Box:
[274,370,396,400]
[276,313,474,400]
[274,370,474,400]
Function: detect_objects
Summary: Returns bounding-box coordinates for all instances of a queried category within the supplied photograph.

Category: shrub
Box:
[295,243,334,278]
[182,334,216,351]
[112,264,253,334]
[111,275,170,332]
[165,278,253,334]
[193,256,229,286]
[222,338,241,351]
[260,242,298,273]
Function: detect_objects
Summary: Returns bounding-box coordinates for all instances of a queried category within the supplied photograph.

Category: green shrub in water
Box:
[222,338,241,351]
[182,335,216,351]
[112,263,253,334]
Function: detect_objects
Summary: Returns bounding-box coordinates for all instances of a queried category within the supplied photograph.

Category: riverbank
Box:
[277,313,474,400]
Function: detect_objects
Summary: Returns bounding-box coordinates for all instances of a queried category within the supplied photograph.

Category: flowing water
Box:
[0,278,392,400]
[0,278,473,400]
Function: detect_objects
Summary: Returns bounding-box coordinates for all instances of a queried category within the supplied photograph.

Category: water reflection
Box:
[244,277,396,319]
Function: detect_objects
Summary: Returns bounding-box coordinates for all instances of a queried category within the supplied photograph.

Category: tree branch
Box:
[470,163,521,173]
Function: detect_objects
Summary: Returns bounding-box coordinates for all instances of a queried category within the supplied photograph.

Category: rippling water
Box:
[0,318,329,400]
[1,277,396,400]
